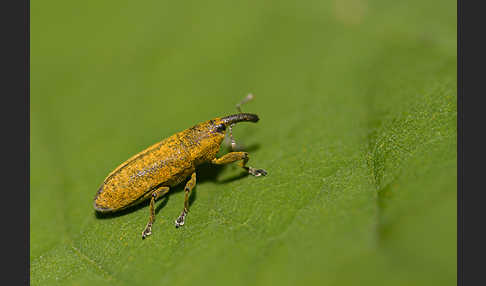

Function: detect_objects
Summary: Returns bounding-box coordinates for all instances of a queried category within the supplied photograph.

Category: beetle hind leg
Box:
[142,186,170,239]
[175,172,197,228]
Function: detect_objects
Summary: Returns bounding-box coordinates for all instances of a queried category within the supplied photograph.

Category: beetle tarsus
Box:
[175,209,188,228]
[142,223,152,239]
[248,167,268,177]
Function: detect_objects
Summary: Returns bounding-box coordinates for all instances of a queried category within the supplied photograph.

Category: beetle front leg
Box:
[175,172,196,228]
[211,152,267,176]
[142,186,170,239]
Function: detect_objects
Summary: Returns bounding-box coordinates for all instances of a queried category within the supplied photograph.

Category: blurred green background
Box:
[31,0,456,285]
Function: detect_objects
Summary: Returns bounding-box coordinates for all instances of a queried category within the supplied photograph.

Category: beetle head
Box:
[208,113,259,139]
[181,113,259,164]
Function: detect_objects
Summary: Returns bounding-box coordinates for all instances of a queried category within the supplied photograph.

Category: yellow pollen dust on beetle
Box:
[94,94,267,239]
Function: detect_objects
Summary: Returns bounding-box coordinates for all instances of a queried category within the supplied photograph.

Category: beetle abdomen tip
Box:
[94,201,113,212]
[93,185,114,212]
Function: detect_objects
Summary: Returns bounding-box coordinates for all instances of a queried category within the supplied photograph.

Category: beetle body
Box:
[94,112,266,238]
[94,117,227,212]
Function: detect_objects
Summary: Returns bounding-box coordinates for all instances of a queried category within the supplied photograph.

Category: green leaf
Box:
[31,0,456,285]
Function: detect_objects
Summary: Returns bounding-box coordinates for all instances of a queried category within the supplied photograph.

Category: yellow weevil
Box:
[94,94,267,239]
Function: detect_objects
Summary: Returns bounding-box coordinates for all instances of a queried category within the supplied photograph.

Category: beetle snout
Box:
[221,113,259,126]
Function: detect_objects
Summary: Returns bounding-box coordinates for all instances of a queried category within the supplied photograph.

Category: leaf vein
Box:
[70,245,120,284]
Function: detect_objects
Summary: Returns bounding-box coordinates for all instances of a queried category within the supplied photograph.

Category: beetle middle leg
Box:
[175,172,197,228]
[142,185,170,239]
[211,152,267,176]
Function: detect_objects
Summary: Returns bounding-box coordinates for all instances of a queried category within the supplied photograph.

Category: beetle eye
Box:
[215,124,226,133]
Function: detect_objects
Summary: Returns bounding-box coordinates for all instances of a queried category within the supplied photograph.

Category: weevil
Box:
[94,94,267,239]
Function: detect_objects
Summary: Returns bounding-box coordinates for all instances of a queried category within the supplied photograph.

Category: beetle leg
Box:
[142,186,170,239]
[211,152,267,177]
[175,172,197,228]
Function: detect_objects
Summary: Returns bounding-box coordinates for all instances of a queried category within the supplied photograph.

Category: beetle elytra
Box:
[94,94,267,239]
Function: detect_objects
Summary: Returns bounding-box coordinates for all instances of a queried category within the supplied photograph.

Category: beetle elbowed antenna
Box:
[225,93,256,151]
[236,93,254,112]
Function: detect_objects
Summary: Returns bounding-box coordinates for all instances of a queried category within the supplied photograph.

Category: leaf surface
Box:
[31,1,456,285]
